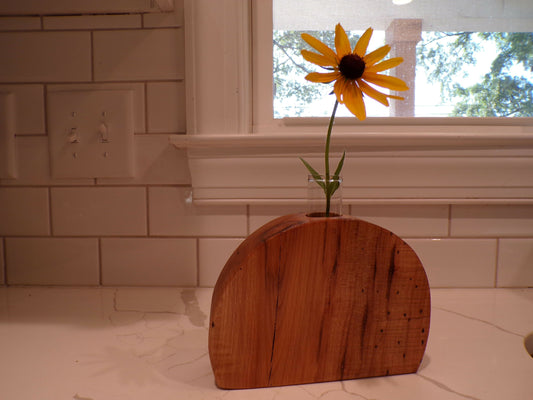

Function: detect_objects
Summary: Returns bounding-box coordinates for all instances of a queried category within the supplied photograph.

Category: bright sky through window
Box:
[273,0,533,118]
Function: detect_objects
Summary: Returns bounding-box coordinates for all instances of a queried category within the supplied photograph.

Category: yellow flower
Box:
[301,24,409,120]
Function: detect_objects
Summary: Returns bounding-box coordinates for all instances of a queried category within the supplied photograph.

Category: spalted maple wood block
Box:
[209,213,430,389]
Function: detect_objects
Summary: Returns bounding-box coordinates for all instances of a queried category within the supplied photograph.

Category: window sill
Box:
[170,130,533,154]
[170,131,533,205]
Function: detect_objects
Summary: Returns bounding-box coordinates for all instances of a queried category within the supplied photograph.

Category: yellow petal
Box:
[363,45,391,67]
[354,27,373,57]
[363,72,409,91]
[388,94,405,100]
[333,78,348,103]
[301,33,338,63]
[301,49,338,68]
[365,57,404,73]
[335,23,352,58]
[305,71,340,83]
[359,80,389,106]
[343,83,366,120]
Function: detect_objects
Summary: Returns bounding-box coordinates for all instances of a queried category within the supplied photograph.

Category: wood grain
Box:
[209,213,430,389]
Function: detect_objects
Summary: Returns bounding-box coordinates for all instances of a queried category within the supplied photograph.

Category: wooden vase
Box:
[209,213,430,389]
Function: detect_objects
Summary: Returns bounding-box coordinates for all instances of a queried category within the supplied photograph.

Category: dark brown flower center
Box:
[338,54,365,80]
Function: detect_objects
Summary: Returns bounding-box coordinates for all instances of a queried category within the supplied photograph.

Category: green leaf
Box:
[333,151,345,179]
[324,151,345,198]
[300,157,326,190]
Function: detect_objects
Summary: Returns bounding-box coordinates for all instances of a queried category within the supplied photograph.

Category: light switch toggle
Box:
[99,122,110,143]
[68,127,80,143]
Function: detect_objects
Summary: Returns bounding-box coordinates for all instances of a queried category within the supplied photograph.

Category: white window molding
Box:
[177,0,533,205]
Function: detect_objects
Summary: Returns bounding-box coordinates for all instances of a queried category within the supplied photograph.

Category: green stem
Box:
[325,100,339,216]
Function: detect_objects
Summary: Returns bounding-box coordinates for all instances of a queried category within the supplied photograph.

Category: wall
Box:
[0,1,532,288]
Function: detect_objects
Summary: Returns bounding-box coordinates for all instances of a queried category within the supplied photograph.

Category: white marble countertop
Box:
[0,287,532,400]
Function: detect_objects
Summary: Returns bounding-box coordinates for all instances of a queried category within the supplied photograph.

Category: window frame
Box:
[254,0,533,131]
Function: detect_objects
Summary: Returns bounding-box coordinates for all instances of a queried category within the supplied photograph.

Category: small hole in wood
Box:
[397,340,401,345]
[380,329,384,333]
[211,322,215,328]
[403,313,407,317]
[403,353,406,358]
[396,290,400,295]
[421,328,425,333]
[421,340,425,345]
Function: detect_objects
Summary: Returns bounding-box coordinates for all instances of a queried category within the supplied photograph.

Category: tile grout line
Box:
[48,187,54,236]
[90,30,95,82]
[145,186,151,236]
[494,238,500,288]
[98,237,103,286]
[447,204,452,238]
[2,237,7,285]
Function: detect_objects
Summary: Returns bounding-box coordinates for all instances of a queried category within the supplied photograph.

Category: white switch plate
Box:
[48,90,134,178]
[0,92,17,179]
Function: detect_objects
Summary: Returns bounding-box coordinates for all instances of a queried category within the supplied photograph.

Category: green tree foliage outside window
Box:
[273,30,533,118]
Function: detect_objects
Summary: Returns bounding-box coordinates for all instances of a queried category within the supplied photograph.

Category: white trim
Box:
[170,130,533,152]
[184,0,251,135]
[184,153,533,205]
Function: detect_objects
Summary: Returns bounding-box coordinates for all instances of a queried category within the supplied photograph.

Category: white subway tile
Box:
[48,83,145,133]
[93,29,184,81]
[143,12,182,28]
[0,17,41,31]
[249,205,309,233]
[148,187,247,237]
[43,14,141,30]
[5,238,99,285]
[498,239,533,287]
[0,137,94,186]
[146,81,186,133]
[0,32,91,82]
[143,0,183,27]
[0,187,49,235]
[51,187,146,236]
[101,238,196,286]
[0,240,4,285]
[451,205,533,237]
[97,135,190,185]
[0,85,45,135]
[352,205,449,237]
[405,239,497,288]
[199,238,244,287]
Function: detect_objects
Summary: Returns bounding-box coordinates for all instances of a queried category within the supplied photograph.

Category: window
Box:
[257,0,533,123]
[174,0,533,206]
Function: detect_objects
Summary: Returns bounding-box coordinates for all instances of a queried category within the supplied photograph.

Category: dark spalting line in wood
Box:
[386,243,396,302]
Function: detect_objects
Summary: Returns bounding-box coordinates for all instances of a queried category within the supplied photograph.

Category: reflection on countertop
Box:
[0,287,532,400]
